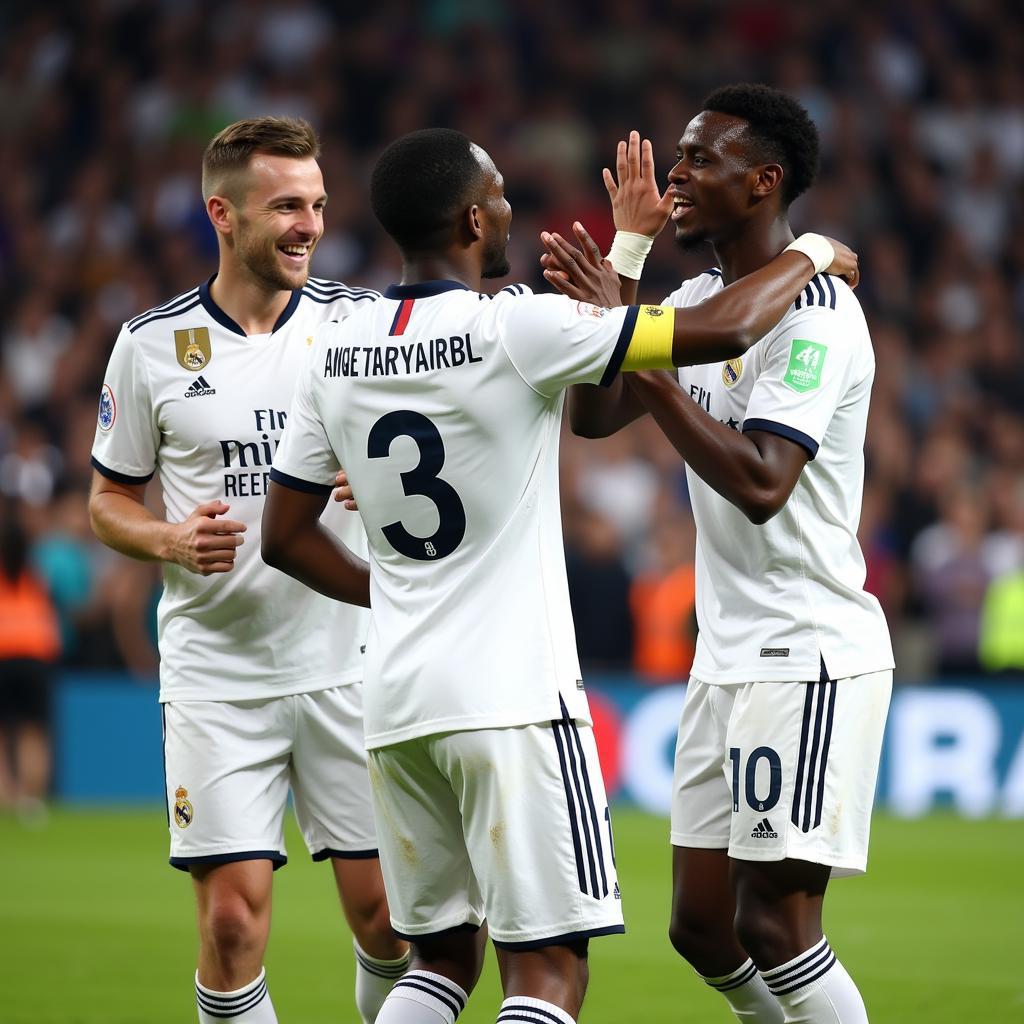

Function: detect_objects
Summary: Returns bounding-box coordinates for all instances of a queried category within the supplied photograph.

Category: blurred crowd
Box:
[2,0,1023,684]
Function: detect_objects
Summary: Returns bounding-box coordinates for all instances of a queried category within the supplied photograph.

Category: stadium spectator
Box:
[910,487,999,676]
[0,499,60,820]
[979,568,1024,675]
[564,504,635,671]
[629,509,697,683]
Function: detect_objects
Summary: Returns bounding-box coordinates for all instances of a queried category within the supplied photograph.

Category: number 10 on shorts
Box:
[729,746,783,814]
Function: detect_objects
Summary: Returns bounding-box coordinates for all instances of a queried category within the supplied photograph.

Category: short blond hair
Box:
[201,116,320,202]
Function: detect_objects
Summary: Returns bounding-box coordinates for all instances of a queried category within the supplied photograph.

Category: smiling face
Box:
[225,154,326,292]
[667,110,769,250]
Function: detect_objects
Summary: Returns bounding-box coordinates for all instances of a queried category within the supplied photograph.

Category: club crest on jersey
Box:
[576,301,607,319]
[174,327,212,371]
[98,384,116,430]
[173,785,194,828]
[722,357,743,388]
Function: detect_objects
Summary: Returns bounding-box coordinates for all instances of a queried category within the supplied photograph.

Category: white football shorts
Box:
[671,670,892,876]
[162,684,377,870]
[367,709,625,948]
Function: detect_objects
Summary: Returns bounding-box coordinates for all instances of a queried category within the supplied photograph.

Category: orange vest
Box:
[0,571,60,661]
[630,563,696,682]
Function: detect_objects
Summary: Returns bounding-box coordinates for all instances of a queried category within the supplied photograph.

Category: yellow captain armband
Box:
[621,305,676,371]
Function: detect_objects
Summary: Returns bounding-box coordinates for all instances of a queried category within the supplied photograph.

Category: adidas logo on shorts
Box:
[751,817,779,839]
[184,375,216,398]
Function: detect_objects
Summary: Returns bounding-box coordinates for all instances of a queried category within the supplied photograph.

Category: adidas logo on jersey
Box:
[751,818,779,839]
[613,882,621,900]
[184,376,216,398]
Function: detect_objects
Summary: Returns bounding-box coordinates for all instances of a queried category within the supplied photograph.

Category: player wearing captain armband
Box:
[548,85,892,1024]
[260,127,856,1024]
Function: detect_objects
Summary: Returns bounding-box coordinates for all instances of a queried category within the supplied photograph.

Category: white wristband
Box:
[606,230,654,280]
[783,233,834,275]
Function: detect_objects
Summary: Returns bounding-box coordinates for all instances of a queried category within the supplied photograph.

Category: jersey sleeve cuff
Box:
[268,467,334,495]
[599,306,639,387]
[742,418,820,460]
[90,455,155,484]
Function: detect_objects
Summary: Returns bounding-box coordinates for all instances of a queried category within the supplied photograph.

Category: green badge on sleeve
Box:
[783,339,827,393]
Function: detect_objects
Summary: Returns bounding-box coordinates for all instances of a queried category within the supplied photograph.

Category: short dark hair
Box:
[202,117,320,202]
[371,128,485,251]
[702,84,820,205]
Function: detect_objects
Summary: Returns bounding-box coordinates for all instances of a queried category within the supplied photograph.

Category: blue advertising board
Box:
[54,674,1024,817]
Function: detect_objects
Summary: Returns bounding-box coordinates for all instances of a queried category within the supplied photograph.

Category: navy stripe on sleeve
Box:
[742,418,819,460]
[268,467,334,496]
[599,305,639,387]
[91,455,155,485]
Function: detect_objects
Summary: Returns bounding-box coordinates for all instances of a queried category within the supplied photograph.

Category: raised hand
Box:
[605,130,674,237]
[824,237,860,289]
[168,500,246,575]
[541,222,622,307]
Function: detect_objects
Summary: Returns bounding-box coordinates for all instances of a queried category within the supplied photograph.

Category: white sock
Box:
[354,939,411,1023]
[760,938,867,1023]
[701,958,785,1022]
[195,968,278,1023]
[375,969,468,1024]
[496,995,576,1023]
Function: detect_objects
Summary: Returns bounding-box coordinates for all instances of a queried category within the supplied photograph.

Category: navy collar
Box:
[384,280,472,299]
[199,276,302,336]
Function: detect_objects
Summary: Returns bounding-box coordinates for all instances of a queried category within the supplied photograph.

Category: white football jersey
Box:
[664,269,894,684]
[271,281,636,749]
[91,277,379,702]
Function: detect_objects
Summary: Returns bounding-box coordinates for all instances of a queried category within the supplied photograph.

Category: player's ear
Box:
[752,164,784,200]
[466,203,484,242]
[207,195,234,237]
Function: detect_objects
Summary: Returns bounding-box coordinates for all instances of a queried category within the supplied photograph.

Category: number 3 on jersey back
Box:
[368,410,466,560]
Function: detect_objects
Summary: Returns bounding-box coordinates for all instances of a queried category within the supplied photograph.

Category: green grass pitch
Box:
[1,808,1020,1022]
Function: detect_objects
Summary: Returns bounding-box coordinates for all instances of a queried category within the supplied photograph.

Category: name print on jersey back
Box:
[324,334,483,378]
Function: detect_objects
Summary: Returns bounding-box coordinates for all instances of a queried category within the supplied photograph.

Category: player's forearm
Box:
[568,377,647,438]
[618,276,639,305]
[89,490,175,562]
[262,523,371,607]
[627,372,784,522]
[670,251,818,365]
[262,482,370,605]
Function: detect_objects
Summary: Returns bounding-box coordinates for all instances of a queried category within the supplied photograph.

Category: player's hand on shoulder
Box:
[169,500,246,575]
[332,470,358,511]
[604,130,674,238]
[824,237,859,289]
[540,222,621,307]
